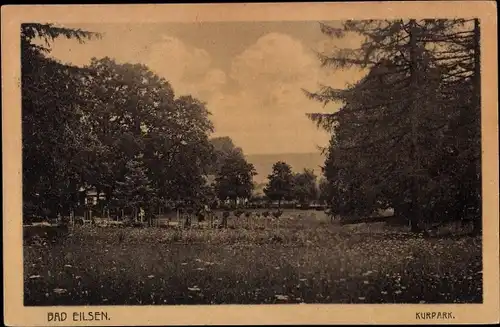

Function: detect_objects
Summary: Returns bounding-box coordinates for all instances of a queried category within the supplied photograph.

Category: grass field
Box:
[24,210,482,305]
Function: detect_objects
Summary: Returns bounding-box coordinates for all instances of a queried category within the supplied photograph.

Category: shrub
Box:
[262,211,270,218]
[272,210,283,219]
[220,211,230,229]
[122,219,134,227]
[244,211,252,218]
[197,212,205,222]
[117,231,125,243]
[299,203,310,210]
[131,221,146,228]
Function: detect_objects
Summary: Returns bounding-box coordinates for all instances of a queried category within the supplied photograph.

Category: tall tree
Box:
[114,157,155,221]
[317,177,330,205]
[214,151,256,206]
[81,58,214,210]
[21,23,100,218]
[292,169,318,205]
[305,19,480,232]
[264,161,295,209]
[209,136,244,174]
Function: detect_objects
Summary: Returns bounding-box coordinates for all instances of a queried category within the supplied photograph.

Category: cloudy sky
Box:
[47,21,364,155]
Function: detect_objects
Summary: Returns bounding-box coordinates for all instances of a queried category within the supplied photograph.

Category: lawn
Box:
[24,210,482,305]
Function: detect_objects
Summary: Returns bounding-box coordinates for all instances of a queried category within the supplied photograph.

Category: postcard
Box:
[2,1,499,325]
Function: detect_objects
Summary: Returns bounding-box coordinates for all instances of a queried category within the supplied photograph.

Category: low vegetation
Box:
[24,210,482,306]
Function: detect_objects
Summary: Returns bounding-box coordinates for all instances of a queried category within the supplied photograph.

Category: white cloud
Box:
[230,33,319,94]
[144,36,226,99]
[207,32,334,153]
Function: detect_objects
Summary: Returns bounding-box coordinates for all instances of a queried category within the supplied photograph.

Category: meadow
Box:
[24,210,482,305]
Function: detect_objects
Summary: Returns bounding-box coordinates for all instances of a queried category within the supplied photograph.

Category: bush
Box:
[197,212,206,222]
[132,221,146,228]
[298,203,310,210]
[272,210,283,219]
[220,211,230,229]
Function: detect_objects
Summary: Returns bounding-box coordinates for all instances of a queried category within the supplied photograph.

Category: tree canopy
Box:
[264,161,295,209]
[292,169,318,205]
[214,150,257,205]
[22,24,215,219]
[305,19,481,232]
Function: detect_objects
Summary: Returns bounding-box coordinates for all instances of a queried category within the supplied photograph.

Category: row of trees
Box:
[22,24,217,222]
[22,24,324,222]
[209,138,327,209]
[263,162,326,208]
[306,19,482,233]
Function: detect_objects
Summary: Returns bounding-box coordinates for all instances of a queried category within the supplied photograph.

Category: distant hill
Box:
[245,152,326,184]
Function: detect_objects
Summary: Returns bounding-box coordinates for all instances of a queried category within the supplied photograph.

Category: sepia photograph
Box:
[3,2,499,326]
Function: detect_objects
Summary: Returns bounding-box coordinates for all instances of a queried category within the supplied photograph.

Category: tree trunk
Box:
[408,19,423,233]
[473,18,481,108]
[471,18,482,236]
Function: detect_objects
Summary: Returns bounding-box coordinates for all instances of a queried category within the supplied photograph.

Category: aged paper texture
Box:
[2,1,499,325]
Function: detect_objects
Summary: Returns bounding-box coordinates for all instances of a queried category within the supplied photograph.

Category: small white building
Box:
[78,187,106,206]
